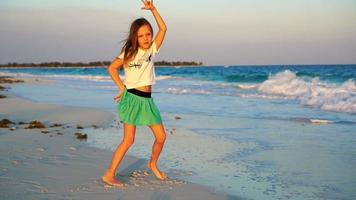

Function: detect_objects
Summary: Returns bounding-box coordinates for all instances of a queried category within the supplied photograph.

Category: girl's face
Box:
[137,25,153,49]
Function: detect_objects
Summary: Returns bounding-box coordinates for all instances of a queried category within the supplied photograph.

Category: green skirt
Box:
[116,88,162,126]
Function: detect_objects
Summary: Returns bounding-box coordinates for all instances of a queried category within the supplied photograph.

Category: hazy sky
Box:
[1,0,355,65]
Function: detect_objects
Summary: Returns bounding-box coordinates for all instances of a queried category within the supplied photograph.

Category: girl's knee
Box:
[149,123,167,143]
[156,132,166,144]
[122,138,135,147]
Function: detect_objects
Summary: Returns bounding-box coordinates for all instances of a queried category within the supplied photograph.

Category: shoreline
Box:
[0,76,243,200]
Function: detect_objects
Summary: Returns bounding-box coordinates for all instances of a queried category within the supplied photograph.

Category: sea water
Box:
[1,65,356,199]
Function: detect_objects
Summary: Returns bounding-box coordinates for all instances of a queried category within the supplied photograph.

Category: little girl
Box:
[102,0,168,187]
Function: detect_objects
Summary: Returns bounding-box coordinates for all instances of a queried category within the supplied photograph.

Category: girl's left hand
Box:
[141,0,155,10]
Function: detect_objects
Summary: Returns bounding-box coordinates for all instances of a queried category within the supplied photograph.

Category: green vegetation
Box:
[0,62,110,67]
[154,61,203,66]
[0,60,203,68]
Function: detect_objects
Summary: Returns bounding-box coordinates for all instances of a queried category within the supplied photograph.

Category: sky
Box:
[0,0,355,65]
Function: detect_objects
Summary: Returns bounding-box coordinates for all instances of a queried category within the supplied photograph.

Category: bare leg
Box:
[147,123,167,180]
[102,123,136,187]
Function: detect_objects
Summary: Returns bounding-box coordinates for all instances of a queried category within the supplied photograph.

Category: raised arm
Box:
[141,0,167,50]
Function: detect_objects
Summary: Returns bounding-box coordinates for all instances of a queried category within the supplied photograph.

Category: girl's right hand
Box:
[114,88,125,102]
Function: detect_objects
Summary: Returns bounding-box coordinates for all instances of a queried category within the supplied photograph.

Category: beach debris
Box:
[50,123,63,127]
[76,125,84,129]
[169,128,176,135]
[1,119,15,124]
[18,121,28,125]
[75,132,87,141]
[41,130,49,134]
[0,76,24,84]
[175,116,181,120]
[103,184,114,189]
[69,146,77,151]
[40,187,49,193]
[310,119,332,124]
[0,118,15,128]
[56,132,63,135]
[36,147,45,152]
[9,126,17,131]
[92,124,99,129]
[32,184,49,193]
[11,160,20,165]
[125,169,186,189]
[0,94,6,98]
[25,120,46,129]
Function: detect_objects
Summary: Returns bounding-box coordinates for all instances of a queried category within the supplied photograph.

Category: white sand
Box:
[0,88,242,199]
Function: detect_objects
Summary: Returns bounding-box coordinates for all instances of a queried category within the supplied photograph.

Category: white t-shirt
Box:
[117,41,159,89]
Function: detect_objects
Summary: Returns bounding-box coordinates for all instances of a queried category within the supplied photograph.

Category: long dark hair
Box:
[121,18,154,65]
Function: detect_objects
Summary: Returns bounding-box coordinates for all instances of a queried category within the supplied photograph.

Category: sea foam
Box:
[257,70,356,113]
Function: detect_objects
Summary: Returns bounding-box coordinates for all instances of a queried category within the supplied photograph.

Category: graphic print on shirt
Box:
[128,51,153,69]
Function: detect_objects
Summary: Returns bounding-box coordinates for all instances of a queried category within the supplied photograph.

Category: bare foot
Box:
[101,174,125,187]
[147,162,167,180]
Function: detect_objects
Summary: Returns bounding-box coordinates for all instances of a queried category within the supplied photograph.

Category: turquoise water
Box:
[1,65,356,199]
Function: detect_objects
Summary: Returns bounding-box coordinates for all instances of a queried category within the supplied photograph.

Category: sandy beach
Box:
[1,65,355,200]
[0,76,242,200]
